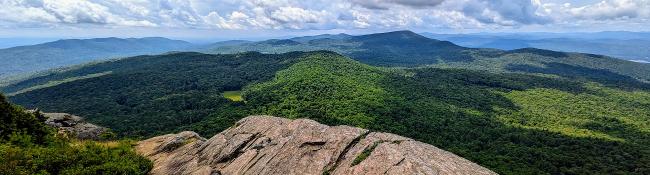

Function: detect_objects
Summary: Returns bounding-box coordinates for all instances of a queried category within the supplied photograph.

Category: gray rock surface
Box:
[136,115,497,175]
[39,112,108,140]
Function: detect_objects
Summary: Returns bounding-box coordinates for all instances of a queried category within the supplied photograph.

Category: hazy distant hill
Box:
[422,32,650,62]
[289,33,352,42]
[0,37,193,78]
[192,40,252,50]
[0,38,59,49]
[205,30,650,82]
[208,31,488,66]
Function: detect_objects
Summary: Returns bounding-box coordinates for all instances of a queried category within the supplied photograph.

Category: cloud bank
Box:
[0,0,648,32]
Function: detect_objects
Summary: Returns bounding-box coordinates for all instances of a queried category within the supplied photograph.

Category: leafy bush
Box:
[0,94,51,144]
[0,140,152,175]
[0,94,152,175]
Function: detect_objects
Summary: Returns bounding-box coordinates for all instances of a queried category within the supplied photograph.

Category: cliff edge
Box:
[136,115,497,175]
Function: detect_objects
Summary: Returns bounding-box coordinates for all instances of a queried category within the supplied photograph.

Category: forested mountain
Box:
[422,32,650,63]
[192,40,252,51]
[207,30,478,66]
[205,30,650,82]
[0,37,193,79]
[2,51,648,174]
[3,52,307,136]
[289,33,352,42]
[244,52,650,174]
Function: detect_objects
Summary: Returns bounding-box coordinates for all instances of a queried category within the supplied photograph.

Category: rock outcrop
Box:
[39,112,108,140]
[136,116,497,175]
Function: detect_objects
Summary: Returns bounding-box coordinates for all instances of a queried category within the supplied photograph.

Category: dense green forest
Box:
[5,51,306,136]
[244,52,650,174]
[2,51,649,174]
[0,94,151,174]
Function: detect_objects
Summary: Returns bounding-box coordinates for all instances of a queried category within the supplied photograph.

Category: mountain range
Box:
[0,37,193,79]
[204,31,650,82]
[422,32,650,63]
[1,31,649,174]
[3,30,650,81]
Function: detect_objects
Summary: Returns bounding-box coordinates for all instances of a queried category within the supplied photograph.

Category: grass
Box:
[351,141,381,166]
[223,91,243,101]
[70,140,121,148]
[7,71,112,96]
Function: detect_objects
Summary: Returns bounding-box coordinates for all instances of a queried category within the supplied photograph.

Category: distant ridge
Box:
[205,30,650,82]
[353,30,431,40]
[207,30,473,66]
[420,31,650,62]
[0,37,193,79]
[290,33,352,42]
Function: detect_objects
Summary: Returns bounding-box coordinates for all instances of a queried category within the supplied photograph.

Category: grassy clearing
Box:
[223,91,243,101]
[7,71,112,96]
[70,140,122,148]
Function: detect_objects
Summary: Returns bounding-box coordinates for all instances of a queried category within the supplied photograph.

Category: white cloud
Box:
[549,0,650,20]
[0,0,157,27]
[535,0,650,31]
[351,0,446,10]
[0,0,648,32]
[203,12,243,29]
[0,2,59,24]
[271,7,323,23]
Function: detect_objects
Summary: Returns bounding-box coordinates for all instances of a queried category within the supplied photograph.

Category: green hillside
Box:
[4,51,307,136]
[3,51,648,174]
[244,52,650,174]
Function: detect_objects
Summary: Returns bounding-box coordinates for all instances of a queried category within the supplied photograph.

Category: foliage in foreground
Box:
[0,140,152,175]
[0,94,152,175]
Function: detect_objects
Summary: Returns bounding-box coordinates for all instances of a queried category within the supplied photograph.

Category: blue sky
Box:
[0,0,649,40]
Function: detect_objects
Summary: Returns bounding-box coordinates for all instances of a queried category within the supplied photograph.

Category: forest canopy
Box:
[2,51,649,174]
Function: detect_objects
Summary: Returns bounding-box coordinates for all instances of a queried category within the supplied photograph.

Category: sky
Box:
[0,0,649,40]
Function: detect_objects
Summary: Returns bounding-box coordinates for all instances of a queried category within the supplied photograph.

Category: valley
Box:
[2,42,649,174]
[3,1,650,174]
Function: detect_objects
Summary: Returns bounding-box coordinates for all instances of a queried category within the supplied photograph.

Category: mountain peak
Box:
[352,30,439,43]
[136,115,496,175]
[388,30,418,34]
[361,30,424,38]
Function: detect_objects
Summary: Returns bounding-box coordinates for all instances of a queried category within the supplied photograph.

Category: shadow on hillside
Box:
[506,62,650,91]
[372,68,649,174]
[7,52,308,137]
[347,37,476,66]
[505,48,570,58]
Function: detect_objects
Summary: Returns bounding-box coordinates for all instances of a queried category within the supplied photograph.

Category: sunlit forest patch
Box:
[222,91,243,101]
